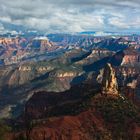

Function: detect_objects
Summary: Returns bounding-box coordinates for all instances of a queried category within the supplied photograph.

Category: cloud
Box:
[0,23,4,31]
[108,10,140,31]
[0,0,140,33]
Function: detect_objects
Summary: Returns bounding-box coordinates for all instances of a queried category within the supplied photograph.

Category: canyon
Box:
[0,34,140,140]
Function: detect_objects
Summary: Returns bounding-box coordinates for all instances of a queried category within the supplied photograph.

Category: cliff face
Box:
[9,94,140,140]
[14,110,110,140]
[102,63,118,94]
[0,37,29,65]
[47,34,100,47]
[0,64,81,91]
[56,72,79,78]
[121,54,140,65]
[116,67,140,102]
[30,38,57,52]
[0,37,60,65]
[75,49,114,65]
[1,36,140,140]
[96,38,128,51]
[120,49,140,65]
[104,46,140,100]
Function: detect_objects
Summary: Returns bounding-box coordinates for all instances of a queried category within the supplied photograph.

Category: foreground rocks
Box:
[7,95,140,140]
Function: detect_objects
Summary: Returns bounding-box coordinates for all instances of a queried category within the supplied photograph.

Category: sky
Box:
[0,0,140,33]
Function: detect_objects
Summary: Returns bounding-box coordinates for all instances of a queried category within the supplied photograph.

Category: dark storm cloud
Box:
[0,0,140,33]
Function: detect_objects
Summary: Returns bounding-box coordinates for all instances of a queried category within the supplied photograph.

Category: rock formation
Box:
[102,63,118,94]
[120,49,140,65]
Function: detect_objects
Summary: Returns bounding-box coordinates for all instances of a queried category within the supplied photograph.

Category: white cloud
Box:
[108,17,130,29]
[0,23,6,34]
[108,14,140,30]
[0,0,140,33]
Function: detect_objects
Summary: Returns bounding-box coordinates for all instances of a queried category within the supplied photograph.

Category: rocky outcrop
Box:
[0,37,61,65]
[47,33,100,47]
[0,37,29,65]
[115,66,140,99]
[31,37,56,52]
[121,52,140,65]
[127,80,137,89]
[13,110,110,140]
[96,38,128,51]
[110,47,140,66]
[56,72,80,78]
[8,94,140,140]
[75,49,114,65]
[102,63,118,94]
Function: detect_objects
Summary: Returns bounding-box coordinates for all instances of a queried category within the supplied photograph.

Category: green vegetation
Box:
[95,96,138,123]
[94,96,140,139]
[15,134,27,140]
[0,120,11,140]
[47,93,139,140]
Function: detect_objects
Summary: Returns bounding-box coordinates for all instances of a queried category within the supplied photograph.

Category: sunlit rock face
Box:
[75,49,114,65]
[1,35,140,120]
[127,80,137,89]
[120,48,140,66]
[117,67,140,101]
[101,63,118,94]
[31,37,56,51]
[0,37,60,65]
[0,37,29,65]
[56,72,79,78]
[121,54,140,65]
